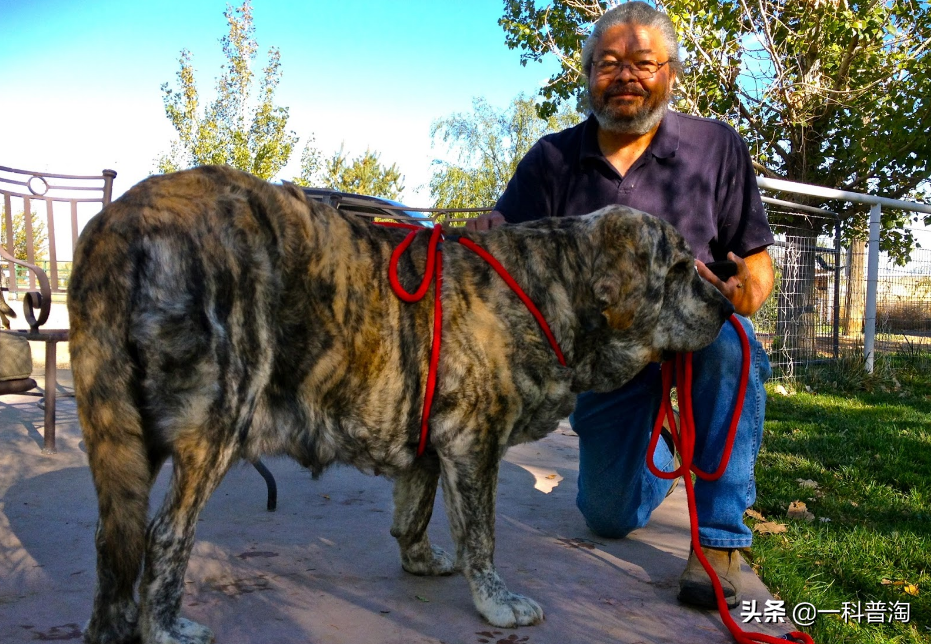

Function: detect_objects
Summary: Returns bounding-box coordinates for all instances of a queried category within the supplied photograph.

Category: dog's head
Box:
[573,206,734,392]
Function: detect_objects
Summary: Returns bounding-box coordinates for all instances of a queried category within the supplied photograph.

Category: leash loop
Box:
[386,225,443,303]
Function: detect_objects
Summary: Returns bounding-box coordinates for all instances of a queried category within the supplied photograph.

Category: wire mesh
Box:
[752,204,931,378]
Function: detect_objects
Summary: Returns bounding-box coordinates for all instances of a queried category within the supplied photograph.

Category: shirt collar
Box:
[579,108,681,165]
[651,109,680,159]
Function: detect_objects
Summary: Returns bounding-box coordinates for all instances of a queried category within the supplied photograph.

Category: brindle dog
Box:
[69,165,733,644]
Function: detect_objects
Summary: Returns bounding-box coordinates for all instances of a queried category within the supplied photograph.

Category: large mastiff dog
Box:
[69,165,733,643]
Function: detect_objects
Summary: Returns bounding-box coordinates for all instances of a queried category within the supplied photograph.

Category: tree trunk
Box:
[842,239,866,337]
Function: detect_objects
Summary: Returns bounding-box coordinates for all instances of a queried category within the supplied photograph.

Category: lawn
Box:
[747,356,931,643]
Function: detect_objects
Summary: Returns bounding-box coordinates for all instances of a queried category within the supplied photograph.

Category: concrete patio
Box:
[0,369,796,644]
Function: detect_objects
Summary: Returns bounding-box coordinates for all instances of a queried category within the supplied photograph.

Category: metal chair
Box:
[0,165,116,453]
[0,164,277,510]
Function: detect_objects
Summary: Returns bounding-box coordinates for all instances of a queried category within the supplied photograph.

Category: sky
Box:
[0,0,563,204]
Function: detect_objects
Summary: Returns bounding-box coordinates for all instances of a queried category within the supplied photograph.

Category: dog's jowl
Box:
[69,165,733,644]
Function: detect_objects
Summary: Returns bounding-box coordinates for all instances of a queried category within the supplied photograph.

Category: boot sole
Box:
[677,583,739,609]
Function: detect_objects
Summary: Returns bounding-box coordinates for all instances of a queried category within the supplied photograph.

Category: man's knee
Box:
[576,496,642,539]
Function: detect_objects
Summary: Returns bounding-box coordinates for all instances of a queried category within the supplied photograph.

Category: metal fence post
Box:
[833,215,841,360]
[864,203,882,373]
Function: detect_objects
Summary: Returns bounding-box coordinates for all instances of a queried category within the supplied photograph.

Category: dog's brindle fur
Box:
[69,165,732,643]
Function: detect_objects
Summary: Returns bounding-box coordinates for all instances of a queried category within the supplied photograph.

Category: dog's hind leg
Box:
[138,434,238,644]
[83,428,162,644]
[390,456,456,576]
[440,451,544,628]
[74,341,163,644]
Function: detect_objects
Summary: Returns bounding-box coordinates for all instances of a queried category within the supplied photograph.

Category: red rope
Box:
[648,315,813,644]
[376,222,565,456]
[457,236,566,367]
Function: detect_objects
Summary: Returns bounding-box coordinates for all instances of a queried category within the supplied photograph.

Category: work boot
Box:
[678,546,743,609]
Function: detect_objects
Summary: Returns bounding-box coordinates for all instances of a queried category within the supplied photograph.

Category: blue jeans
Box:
[569,315,771,548]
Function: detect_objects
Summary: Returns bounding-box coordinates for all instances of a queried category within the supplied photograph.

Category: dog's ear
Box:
[591,210,654,331]
[593,266,643,331]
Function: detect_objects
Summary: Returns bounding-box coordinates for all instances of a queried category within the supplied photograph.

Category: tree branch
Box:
[753,160,781,179]
[841,138,923,192]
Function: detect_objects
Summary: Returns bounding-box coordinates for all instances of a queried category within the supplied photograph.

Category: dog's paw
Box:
[477,592,544,628]
[401,544,457,576]
[83,600,139,643]
[146,618,214,644]
[83,622,139,644]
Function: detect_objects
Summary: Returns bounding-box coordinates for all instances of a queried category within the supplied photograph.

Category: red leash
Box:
[376,222,565,456]
[648,315,813,644]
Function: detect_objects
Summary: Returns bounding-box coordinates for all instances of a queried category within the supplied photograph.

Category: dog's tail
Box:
[68,207,155,637]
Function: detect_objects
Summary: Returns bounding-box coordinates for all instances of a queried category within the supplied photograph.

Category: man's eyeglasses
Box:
[592,59,670,79]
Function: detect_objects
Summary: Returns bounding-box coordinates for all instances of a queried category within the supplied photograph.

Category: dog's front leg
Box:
[440,451,544,628]
[391,455,457,575]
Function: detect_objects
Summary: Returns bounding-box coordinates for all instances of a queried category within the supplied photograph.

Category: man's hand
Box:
[696,249,774,317]
[464,210,506,232]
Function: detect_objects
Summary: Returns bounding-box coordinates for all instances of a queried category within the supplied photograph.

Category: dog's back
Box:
[72,163,433,454]
[70,164,306,460]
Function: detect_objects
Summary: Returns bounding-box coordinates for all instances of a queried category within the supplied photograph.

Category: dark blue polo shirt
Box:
[494,111,774,264]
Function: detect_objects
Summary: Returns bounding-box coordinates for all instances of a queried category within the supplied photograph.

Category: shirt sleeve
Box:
[493,141,554,223]
[715,128,775,257]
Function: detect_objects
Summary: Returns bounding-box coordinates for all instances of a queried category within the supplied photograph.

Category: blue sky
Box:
[0,0,563,203]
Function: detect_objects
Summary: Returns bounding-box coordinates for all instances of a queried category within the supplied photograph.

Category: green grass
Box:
[748,357,931,643]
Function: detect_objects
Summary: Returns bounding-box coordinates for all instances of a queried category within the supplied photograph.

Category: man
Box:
[467,1,774,609]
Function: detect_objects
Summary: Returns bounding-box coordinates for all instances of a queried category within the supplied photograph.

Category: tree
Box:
[292,142,405,200]
[429,94,582,211]
[2,210,48,262]
[157,1,299,180]
[500,0,931,347]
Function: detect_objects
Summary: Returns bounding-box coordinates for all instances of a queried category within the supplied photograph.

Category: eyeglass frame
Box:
[591,58,671,80]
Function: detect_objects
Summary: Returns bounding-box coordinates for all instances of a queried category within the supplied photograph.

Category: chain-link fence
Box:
[751,203,931,378]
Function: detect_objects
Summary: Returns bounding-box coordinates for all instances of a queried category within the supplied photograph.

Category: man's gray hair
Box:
[581,2,682,77]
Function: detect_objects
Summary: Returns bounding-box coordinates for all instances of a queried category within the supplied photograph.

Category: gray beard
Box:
[591,92,669,136]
